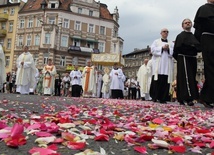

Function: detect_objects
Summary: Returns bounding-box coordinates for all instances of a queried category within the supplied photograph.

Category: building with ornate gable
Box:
[13,0,123,72]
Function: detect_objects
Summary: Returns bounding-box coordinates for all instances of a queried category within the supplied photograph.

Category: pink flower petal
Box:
[10,123,24,138]
[134,146,147,154]
[66,141,86,150]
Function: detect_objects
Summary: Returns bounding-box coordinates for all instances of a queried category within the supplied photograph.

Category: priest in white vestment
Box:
[16,46,36,94]
[0,44,6,91]
[149,28,174,103]
[137,59,152,101]
[110,63,124,99]
[102,67,110,99]
[42,59,56,95]
[82,60,95,97]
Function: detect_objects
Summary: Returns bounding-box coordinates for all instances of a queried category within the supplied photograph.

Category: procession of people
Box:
[0,0,213,109]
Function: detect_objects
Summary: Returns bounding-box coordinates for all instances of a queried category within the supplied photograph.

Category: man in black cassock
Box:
[149,28,174,103]
[194,0,214,108]
[173,19,201,106]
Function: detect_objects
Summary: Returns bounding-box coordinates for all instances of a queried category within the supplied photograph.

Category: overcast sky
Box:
[100,0,206,54]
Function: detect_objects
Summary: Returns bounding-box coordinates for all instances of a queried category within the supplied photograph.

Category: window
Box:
[26,35,32,46]
[100,26,105,35]
[89,10,93,16]
[6,56,10,67]
[43,53,48,64]
[88,24,94,33]
[34,54,38,65]
[9,22,13,32]
[48,17,55,24]
[87,41,94,48]
[98,42,105,52]
[3,9,7,14]
[63,19,69,28]
[20,19,25,28]
[51,3,56,8]
[10,8,15,15]
[61,36,68,47]
[114,43,116,53]
[78,8,82,14]
[45,33,51,44]
[7,39,11,49]
[28,18,33,28]
[60,56,66,67]
[113,29,118,37]
[1,22,6,29]
[75,21,81,30]
[34,35,40,46]
[36,18,41,27]
[18,36,23,46]
[73,39,80,46]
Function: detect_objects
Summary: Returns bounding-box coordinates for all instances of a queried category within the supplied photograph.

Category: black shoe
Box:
[200,100,214,108]
[141,97,145,101]
[187,102,194,106]
[152,99,157,102]
[160,100,166,104]
[179,101,185,105]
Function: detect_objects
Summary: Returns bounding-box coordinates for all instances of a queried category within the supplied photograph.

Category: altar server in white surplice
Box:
[42,59,56,95]
[110,63,124,99]
[70,65,82,97]
[149,28,174,103]
[16,46,36,94]
[137,58,152,101]
[0,44,6,91]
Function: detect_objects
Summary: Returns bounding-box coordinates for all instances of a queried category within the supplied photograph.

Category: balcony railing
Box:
[0,13,8,21]
[68,45,99,53]
[0,29,7,37]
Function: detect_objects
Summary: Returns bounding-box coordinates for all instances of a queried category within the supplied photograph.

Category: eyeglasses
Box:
[162,31,169,33]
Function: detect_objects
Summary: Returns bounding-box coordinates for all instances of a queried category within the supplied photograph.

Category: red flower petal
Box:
[35,132,53,137]
[29,147,58,155]
[152,118,163,124]
[4,135,26,147]
[134,146,147,154]
[94,134,109,141]
[66,141,86,150]
[10,123,24,138]
[194,142,206,148]
[196,128,210,134]
[0,121,7,129]
[210,141,214,149]
[170,145,186,153]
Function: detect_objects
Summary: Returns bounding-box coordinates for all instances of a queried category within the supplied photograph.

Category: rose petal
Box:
[134,146,147,154]
[66,141,86,150]
[170,145,186,153]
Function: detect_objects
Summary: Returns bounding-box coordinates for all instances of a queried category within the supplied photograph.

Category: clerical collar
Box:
[114,68,118,70]
[161,38,168,42]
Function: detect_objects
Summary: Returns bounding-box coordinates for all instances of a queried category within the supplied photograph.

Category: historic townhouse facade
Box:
[0,0,24,72]
[122,47,151,78]
[13,0,123,72]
